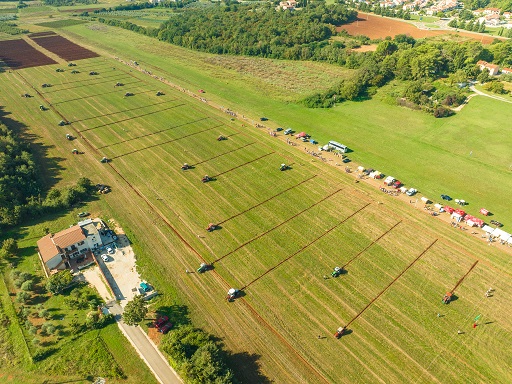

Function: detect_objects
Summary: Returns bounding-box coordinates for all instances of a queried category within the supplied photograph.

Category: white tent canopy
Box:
[482,225,494,234]
[492,228,511,241]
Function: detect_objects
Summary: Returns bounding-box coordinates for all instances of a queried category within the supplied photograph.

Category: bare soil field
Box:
[339,13,499,44]
[0,38,57,69]
[30,34,99,61]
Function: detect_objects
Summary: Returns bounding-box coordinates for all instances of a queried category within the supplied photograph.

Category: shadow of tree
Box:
[227,351,272,384]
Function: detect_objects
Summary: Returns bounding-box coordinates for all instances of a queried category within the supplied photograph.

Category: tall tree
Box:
[123,295,148,326]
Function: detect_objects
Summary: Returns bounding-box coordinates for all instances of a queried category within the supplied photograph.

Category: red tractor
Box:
[226,288,240,302]
[334,326,347,339]
[202,175,211,183]
[206,223,218,232]
[181,163,190,170]
[442,292,452,304]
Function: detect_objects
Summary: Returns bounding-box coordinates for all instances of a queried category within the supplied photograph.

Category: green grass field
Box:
[1,45,511,383]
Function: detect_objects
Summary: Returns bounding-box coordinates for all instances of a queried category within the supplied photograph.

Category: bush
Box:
[16,291,30,303]
[46,270,73,294]
[41,323,56,336]
[433,106,454,118]
[38,308,50,320]
[21,280,34,291]
[9,270,21,281]
[32,347,57,362]
[29,326,38,336]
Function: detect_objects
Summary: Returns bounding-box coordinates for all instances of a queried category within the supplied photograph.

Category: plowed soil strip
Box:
[112,124,223,159]
[212,152,275,178]
[30,34,99,61]
[192,142,257,166]
[212,187,346,264]
[242,202,372,290]
[450,260,479,294]
[79,103,185,132]
[218,174,318,225]
[342,221,402,269]
[96,117,210,149]
[345,239,438,328]
[75,100,171,123]
[0,39,57,69]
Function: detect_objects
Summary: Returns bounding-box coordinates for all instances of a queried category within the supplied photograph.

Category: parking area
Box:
[82,230,143,306]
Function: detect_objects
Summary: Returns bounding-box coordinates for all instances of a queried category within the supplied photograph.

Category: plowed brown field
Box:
[0,39,57,69]
[30,35,99,61]
[339,13,499,44]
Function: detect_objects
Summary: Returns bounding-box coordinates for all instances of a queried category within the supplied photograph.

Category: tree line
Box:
[0,119,96,228]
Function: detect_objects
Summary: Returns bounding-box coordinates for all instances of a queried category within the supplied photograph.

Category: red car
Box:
[393,180,402,188]
[153,316,169,329]
[159,322,173,334]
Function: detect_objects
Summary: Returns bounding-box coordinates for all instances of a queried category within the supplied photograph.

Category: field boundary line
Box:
[450,260,479,294]
[43,74,137,92]
[218,174,317,224]
[212,152,275,178]
[112,124,223,159]
[74,99,171,123]
[212,186,345,264]
[342,220,402,269]
[79,103,185,132]
[345,239,438,328]
[97,117,211,149]
[192,142,257,166]
[242,202,372,290]
[51,87,159,105]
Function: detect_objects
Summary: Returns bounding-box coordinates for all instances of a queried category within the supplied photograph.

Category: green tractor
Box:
[331,266,344,278]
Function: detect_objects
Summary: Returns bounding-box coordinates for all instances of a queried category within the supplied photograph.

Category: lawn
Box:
[0,19,511,384]
[2,47,511,383]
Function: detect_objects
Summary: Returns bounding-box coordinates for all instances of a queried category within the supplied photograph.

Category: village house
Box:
[503,12,511,19]
[502,67,512,75]
[279,0,297,10]
[37,218,105,275]
[477,60,500,76]
[484,13,502,26]
[483,7,500,15]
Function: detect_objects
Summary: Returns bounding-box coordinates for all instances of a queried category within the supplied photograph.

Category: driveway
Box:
[83,233,182,384]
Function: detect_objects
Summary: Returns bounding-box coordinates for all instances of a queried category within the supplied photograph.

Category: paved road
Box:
[470,85,512,104]
[108,302,182,384]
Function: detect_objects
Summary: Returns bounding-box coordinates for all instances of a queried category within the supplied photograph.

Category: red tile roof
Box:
[37,234,60,262]
[52,225,85,248]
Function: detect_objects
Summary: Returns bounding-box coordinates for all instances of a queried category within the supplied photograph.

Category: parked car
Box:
[153,315,169,329]
[284,128,293,135]
[107,247,115,254]
[140,282,151,292]
[342,158,351,163]
[77,212,89,218]
[406,188,417,196]
[101,254,109,262]
[159,322,173,334]
[441,194,452,201]
[490,220,503,227]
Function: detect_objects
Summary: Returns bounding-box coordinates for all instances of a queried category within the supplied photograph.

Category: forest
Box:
[96,2,512,113]
[0,119,95,228]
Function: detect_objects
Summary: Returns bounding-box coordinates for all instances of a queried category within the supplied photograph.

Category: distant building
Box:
[483,8,500,15]
[502,68,512,75]
[477,60,500,76]
[279,0,297,10]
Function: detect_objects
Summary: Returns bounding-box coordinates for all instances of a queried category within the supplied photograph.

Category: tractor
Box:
[442,292,452,304]
[100,157,110,163]
[206,223,218,232]
[89,71,98,75]
[226,288,240,302]
[42,83,51,88]
[217,135,227,141]
[197,263,211,273]
[334,326,347,339]
[181,163,190,170]
[58,120,68,126]
[21,93,31,98]
[201,175,211,183]
[71,70,79,74]
[115,82,123,87]
[67,62,76,67]
[124,92,134,97]
[280,164,289,171]
[156,91,164,96]
[39,105,48,111]
[331,266,343,278]
[56,68,64,72]
[71,149,79,155]
[65,134,73,140]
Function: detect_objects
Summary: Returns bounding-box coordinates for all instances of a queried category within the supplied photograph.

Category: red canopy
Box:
[479,208,490,216]
[455,209,466,217]
[444,206,454,214]
[296,132,307,138]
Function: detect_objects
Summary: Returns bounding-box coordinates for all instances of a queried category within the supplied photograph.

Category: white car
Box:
[107,247,115,254]
[101,254,109,262]
[406,188,417,196]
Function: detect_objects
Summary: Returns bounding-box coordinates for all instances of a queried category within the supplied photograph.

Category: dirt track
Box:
[339,13,500,44]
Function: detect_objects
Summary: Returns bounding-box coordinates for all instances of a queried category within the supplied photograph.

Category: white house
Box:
[37,218,105,273]
[477,60,500,76]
